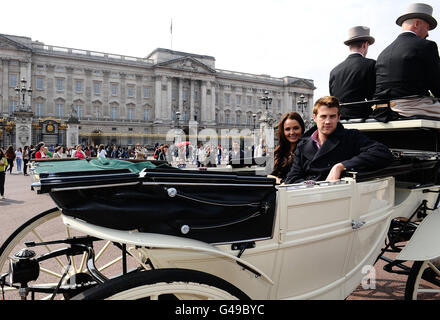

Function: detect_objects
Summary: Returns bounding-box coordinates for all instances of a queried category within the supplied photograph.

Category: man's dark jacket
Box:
[374,32,440,99]
[285,123,394,184]
[329,54,376,119]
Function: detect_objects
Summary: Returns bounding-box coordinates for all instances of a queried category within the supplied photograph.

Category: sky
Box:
[1,0,439,102]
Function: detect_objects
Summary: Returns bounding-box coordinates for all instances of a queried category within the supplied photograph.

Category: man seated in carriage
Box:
[285,96,394,184]
[373,3,440,118]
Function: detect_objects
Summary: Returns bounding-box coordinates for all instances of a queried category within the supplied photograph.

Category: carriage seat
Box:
[346,155,439,188]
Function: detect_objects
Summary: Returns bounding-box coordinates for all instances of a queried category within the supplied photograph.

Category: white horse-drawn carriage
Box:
[1,113,439,300]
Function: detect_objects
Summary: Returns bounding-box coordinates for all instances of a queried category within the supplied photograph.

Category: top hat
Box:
[344,26,375,45]
[396,3,437,30]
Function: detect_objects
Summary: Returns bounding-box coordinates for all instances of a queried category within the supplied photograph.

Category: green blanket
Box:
[33,158,166,174]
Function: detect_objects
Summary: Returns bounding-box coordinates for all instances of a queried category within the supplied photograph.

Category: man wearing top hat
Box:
[374,3,440,118]
[329,26,376,120]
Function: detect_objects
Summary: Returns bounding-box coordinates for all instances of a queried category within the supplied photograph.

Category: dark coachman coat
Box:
[285,123,394,184]
[374,32,440,99]
[329,53,376,119]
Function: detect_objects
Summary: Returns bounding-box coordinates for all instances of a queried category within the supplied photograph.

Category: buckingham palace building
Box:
[0,33,315,149]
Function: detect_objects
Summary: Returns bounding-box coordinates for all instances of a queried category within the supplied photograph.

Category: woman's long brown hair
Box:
[272,112,305,178]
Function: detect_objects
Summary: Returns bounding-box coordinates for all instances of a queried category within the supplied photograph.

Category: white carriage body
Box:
[63,175,429,299]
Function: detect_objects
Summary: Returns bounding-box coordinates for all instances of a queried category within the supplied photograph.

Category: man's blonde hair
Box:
[313,96,341,115]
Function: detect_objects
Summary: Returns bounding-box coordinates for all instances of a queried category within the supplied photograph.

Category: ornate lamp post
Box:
[175,111,181,128]
[297,94,308,116]
[12,78,33,150]
[252,113,257,130]
[259,91,273,124]
[297,94,313,129]
[258,90,275,173]
[15,78,33,112]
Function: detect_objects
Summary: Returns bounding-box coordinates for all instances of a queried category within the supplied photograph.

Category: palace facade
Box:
[0,33,315,148]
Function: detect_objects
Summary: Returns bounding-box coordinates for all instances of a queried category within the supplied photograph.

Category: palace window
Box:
[36,77,44,90]
[35,103,43,117]
[56,104,63,118]
[111,106,118,120]
[9,74,17,87]
[75,80,83,93]
[75,105,83,119]
[144,109,149,121]
[127,85,135,98]
[128,108,134,120]
[9,100,17,115]
[225,94,230,105]
[225,112,230,124]
[236,95,241,105]
[56,79,64,91]
[94,82,101,95]
[143,87,150,98]
[93,106,101,118]
[247,96,252,105]
[111,83,118,96]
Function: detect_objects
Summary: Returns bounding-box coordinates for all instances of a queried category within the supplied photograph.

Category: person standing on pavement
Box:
[5,146,15,174]
[0,149,7,199]
[98,144,107,158]
[15,147,23,174]
[22,146,30,176]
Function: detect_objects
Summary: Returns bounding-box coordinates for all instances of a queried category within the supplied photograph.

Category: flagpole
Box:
[170,18,173,50]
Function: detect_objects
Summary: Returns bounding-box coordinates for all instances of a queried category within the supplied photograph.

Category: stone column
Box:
[178,78,183,115]
[45,64,55,116]
[135,74,143,120]
[66,67,74,110]
[119,72,126,119]
[201,81,207,123]
[190,79,195,121]
[84,68,93,116]
[102,70,110,117]
[2,59,9,115]
[210,82,216,124]
[154,76,162,123]
[166,76,172,120]
[283,88,289,113]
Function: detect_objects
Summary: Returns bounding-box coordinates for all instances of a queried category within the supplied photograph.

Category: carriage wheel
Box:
[73,268,250,300]
[0,208,143,300]
[405,260,440,300]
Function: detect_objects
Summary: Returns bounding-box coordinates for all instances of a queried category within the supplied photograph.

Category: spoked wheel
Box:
[405,260,440,300]
[73,268,251,300]
[0,208,144,300]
